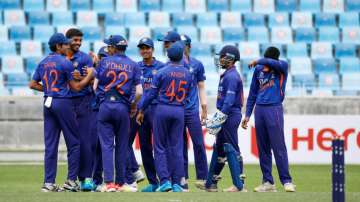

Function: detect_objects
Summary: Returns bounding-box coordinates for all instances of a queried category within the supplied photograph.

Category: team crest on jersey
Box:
[73,61,78,68]
[259,71,264,78]
[152,69,157,75]
[189,66,194,73]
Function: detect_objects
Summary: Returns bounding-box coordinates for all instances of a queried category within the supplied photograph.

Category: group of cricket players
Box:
[29,28,296,193]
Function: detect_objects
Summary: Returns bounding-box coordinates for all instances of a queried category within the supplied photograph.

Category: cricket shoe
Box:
[181,183,190,192]
[155,181,172,192]
[141,184,159,192]
[80,178,96,192]
[172,184,183,192]
[41,183,64,192]
[133,169,145,183]
[63,180,80,192]
[194,180,206,190]
[117,183,138,192]
[254,182,277,192]
[223,185,248,192]
[205,184,218,192]
[284,182,296,192]
[99,183,117,192]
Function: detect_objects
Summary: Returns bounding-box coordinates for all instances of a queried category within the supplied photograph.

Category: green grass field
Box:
[0,164,359,202]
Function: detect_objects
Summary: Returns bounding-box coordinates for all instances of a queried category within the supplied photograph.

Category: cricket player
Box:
[96,35,142,192]
[241,47,296,192]
[136,41,191,192]
[65,28,97,191]
[92,46,108,189]
[130,37,165,192]
[29,33,95,192]
[180,34,208,189]
[205,45,246,192]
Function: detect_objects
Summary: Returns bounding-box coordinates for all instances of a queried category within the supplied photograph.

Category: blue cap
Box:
[159,31,181,42]
[180,34,191,46]
[104,35,127,46]
[98,46,109,57]
[137,37,154,48]
[48,33,70,46]
[167,41,184,62]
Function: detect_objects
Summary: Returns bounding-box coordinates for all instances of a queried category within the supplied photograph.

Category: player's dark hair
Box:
[115,45,127,52]
[65,28,83,39]
[49,44,57,52]
[264,47,280,60]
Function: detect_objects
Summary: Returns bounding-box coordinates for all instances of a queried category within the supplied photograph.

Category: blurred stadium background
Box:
[0,0,359,163]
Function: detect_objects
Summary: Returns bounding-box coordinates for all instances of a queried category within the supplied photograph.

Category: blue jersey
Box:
[67,50,93,97]
[245,58,288,118]
[216,66,244,115]
[139,63,191,110]
[183,56,206,111]
[138,58,164,105]
[96,53,141,106]
[32,53,74,98]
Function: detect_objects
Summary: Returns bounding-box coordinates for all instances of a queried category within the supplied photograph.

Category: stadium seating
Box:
[148,12,170,28]
[0,0,20,9]
[69,0,90,11]
[1,56,24,74]
[299,0,321,12]
[93,0,114,13]
[342,73,360,91]
[268,13,290,27]
[287,43,308,58]
[318,27,340,42]
[0,0,359,96]
[139,0,161,12]
[24,0,44,11]
[271,27,293,44]
[52,12,74,25]
[223,27,245,43]
[185,0,206,13]
[339,13,359,27]
[247,27,269,43]
[230,0,252,12]
[208,0,228,12]
[124,13,146,27]
[28,12,50,26]
[0,41,17,56]
[220,12,242,28]
[196,13,218,27]
[20,41,43,57]
[276,0,297,12]
[335,44,357,58]
[339,58,360,74]
[9,26,31,42]
[162,0,183,12]
[311,42,333,59]
[4,10,26,26]
[46,0,68,12]
[116,0,138,12]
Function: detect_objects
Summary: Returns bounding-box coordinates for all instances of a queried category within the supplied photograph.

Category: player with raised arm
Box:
[241,47,296,192]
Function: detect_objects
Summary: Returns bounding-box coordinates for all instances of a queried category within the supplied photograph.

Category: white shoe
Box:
[223,185,248,192]
[117,184,138,192]
[194,180,206,190]
[254,182,277,192]
[132,170,145,183]
[284,182,296,192]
